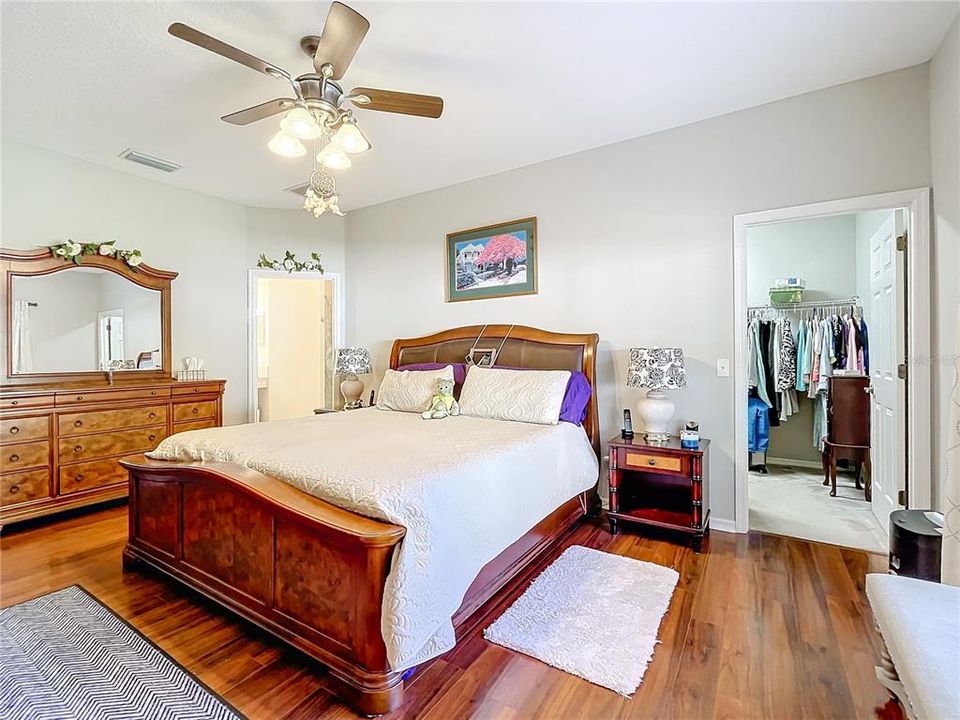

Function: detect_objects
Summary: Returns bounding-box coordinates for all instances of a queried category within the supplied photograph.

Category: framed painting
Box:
[446,217,537,302]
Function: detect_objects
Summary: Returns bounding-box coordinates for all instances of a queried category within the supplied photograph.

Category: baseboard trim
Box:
[711,517,739,534]
[766,456,822,470]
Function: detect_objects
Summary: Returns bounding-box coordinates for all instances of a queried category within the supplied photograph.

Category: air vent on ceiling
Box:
[118,149,182,173]
[285,181,310,197]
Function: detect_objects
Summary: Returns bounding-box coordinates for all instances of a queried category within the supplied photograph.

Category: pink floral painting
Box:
[447,218,537,302]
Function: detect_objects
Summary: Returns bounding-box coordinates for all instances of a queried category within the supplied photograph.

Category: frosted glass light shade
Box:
[332,119,371,153]
[318,144,352,169]
[268,130,306,157]
[280,108,322,139]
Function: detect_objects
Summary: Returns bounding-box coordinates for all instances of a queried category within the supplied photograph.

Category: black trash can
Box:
[889,509,942,582]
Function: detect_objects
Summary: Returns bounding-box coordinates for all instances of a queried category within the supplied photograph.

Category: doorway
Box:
[732,189,932,549]
[247,270,343,423]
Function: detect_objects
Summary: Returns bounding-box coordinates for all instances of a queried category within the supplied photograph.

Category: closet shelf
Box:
[748,296,861,312]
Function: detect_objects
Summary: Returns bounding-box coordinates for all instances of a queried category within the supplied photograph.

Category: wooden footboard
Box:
[120,454,586,715]
[120,454,407,714]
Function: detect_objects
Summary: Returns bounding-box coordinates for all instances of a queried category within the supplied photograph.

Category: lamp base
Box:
[340,376,365,410]
[636,389,675,443]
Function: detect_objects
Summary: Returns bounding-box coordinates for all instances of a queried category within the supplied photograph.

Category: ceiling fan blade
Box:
[221,98,296,126]
[312,2,370,80]
[350,87,444,118]
[169,22,291,81]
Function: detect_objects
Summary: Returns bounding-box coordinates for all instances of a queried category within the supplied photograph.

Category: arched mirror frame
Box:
[0,248,177,386]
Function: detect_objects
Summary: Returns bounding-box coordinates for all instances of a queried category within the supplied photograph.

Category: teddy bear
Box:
[421,377,460,419]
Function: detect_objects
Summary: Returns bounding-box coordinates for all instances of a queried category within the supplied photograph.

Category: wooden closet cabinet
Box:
[1,379,224,526]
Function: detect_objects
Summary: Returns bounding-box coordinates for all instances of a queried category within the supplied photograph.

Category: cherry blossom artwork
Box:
[446,217,537,302]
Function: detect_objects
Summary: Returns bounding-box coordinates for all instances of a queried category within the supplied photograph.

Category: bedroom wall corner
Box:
[929,14,960,513]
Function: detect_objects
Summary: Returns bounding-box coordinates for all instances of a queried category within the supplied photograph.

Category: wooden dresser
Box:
[0,247,225,527]
[1,379,225,526]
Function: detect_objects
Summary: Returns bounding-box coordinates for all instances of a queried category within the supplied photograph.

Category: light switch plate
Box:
[716,358,730,377]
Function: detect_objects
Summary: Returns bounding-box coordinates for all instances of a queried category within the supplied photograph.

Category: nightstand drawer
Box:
[621,449,689,476]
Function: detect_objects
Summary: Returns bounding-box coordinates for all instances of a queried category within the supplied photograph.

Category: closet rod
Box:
[747,295,861,311]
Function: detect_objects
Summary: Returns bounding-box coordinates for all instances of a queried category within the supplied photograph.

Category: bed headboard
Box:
[390,325,600,459]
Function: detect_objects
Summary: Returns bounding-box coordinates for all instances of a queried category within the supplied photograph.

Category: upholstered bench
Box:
[866,574,960,720]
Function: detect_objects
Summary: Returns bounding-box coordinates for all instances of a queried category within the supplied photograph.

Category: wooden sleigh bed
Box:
[120,325,600,715]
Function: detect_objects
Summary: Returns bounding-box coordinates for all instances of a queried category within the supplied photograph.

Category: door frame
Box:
[246,269,344,423]
[732,188,931,533]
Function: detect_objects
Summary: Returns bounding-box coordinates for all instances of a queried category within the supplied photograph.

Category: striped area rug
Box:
[0,585,243,720]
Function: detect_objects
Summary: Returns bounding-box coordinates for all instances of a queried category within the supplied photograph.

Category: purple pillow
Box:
[397,362,467,386]
[467,366,592,425]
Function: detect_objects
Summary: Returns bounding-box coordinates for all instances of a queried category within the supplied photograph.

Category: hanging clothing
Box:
[859,318,870,373]
[844,315,860,372]
[795,319,808,391]
[748,394,770,452]
[759,320,781,426]
[812,390,829,451]
[748,317,772,407]
[777,317,797,391]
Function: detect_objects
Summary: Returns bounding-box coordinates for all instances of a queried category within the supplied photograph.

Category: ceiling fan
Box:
[169,2,443,215]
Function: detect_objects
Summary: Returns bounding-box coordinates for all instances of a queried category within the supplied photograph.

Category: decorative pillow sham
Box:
[397,362,468,387]
[458,366,572,425]
[496,367,592,425]
[377,365,455,413]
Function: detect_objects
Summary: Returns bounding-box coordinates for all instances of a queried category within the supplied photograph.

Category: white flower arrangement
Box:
[48,240,145,270]
[257,250,324,274]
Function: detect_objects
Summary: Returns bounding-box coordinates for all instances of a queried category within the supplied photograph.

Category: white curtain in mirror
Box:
[12,300,34,373]
[10,268,161,374]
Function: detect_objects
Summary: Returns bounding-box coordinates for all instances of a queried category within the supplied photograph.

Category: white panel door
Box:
[869,210,905,533]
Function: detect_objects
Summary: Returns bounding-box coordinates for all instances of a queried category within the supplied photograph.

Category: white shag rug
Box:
[483,545,678,696]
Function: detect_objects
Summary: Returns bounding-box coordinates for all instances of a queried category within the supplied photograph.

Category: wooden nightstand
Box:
[607,435,710,552]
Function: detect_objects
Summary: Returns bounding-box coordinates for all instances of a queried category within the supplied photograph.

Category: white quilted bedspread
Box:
[147,408,599,670]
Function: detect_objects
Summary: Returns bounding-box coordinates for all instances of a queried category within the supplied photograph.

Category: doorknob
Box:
[863,386,875,395]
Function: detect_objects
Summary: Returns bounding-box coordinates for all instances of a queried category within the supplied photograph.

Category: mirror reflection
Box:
[11,268,162,374]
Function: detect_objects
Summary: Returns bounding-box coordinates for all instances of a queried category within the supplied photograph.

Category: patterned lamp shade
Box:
[627,347,687,390]
[335,347,372,376]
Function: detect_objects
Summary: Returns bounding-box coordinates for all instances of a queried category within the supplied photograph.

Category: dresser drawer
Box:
[621,450,689,476]
[0,440,49,473]
[0,394,53,410]
[173,401,217,422]
[59,405,168,437]
[1,468,50,506]
[0,416,49,443]
[59,458,127,495]
[59,426,167,464]
[173,418,218,434]
[56,387,172,405]
[172,383,222,397]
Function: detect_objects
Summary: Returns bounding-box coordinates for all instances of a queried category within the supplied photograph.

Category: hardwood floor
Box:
[0,505,901,720]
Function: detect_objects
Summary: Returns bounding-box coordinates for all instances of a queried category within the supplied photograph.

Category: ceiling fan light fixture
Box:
[280,107,322,139]
[268,130,306,157]
[332,117,371,154]
[318,144,352,170]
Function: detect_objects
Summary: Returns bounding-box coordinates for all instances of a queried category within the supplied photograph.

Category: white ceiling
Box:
[2,2,956,211]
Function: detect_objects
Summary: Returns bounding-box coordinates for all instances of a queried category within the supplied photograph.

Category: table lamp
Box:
[627,347,687,442]
[335,347,372,410]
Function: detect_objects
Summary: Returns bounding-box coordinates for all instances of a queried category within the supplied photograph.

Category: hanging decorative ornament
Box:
[303,168,345,218]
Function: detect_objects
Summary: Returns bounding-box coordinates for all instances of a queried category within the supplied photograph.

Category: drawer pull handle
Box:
[648,458,657,466]
[74,420,83,427]
[74,474,84,482]
[9,454,19,462]
[9,485,19,494]
[194,388,200,392]
[148,412,156,419]
[9,426,19,435]
[148,434,157,442]
[11,400,18,406]
[74,445,83,453]
[191,408,199,414]
[76,396,84,401]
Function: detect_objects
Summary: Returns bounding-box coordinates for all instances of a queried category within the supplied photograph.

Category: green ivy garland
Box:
[49,240,145,270]
[257,251,324,274]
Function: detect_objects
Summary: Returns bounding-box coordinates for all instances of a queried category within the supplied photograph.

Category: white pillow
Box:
[458,366,571,425]
[376,365,455,413]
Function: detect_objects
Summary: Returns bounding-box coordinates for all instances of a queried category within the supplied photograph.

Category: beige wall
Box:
[930,16,959,512]
[258,277,328,421]
[344,65,933,525]
[0,140,346,425]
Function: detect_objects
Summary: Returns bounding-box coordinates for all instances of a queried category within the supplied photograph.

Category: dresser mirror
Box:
[0,249,176,384]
